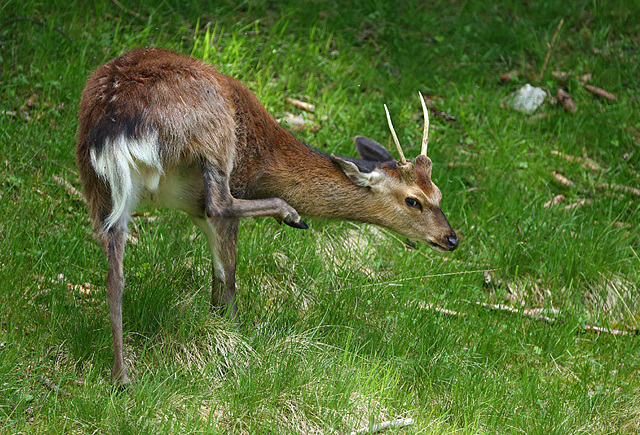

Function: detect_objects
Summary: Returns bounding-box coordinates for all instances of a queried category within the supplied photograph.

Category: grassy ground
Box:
[1,0,639,433]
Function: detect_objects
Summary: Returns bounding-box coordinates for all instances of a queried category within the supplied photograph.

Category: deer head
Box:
[331,92,458,251]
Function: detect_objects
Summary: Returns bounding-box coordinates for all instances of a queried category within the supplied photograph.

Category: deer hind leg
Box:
[100,226,129,386]
[190,216,239,318]
[201,162,308,229]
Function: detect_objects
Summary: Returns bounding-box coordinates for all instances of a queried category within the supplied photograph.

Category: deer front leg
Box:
[190,216,239,318]
[201,163,308,229]
[102,227,129,386]
[210,218,240,317]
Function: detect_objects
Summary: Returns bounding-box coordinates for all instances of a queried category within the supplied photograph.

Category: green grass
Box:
[1,0,639,433]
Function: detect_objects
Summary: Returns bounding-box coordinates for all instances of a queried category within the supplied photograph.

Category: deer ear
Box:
[331,154,381,187]
[354,136,394,162]
[415,155,433,178]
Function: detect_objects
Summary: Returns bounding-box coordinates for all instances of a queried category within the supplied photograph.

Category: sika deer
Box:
[76,47,458,385]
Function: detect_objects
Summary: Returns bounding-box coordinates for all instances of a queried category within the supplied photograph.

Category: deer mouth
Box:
[427,240,447,252]
[427,234,459,252]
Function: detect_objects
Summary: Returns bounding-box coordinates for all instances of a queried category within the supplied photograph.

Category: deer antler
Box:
[418,91,429,157]
[383,104,407,166]
[383,103,416,182]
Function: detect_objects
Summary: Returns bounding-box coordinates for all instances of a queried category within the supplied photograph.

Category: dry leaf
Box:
[551,71,569,81]
[127,232,140,244]
[557,88,577,113]
[500,70,520,83]
[67,281,98,296]
[579,73,592,84]
[24,93,39,109]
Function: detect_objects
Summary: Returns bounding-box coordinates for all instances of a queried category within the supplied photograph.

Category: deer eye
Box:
[405,197,422,210]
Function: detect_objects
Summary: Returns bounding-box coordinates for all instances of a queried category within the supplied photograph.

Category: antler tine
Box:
[383,104,407,165]
[418,91,429,157]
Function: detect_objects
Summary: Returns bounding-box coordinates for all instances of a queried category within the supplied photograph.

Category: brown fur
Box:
[76,48,458,385]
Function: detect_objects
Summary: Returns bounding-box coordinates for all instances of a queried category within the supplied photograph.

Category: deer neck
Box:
[254,129,380,223]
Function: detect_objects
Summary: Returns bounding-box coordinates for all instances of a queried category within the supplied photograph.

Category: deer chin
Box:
[426,239,448,252]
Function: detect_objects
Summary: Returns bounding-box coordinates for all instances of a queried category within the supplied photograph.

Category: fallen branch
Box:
[584,84,616,101]
[38,376,71,398]
[351,418,414,435]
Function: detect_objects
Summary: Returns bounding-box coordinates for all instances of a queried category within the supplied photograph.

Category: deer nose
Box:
[446,234,459,251]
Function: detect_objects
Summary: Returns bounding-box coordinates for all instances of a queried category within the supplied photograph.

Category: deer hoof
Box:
[284,215,308,229]
[112,368,131,389]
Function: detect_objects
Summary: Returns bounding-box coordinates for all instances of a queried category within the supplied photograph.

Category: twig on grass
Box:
[53,175,85,203]
[359,269,498,289]
[551,171,574,187]
[285,97,316,113]
[4,15,71,40]
[475,302,639,336]
[351,418,414,435]
[476,302,557,323]
[563,198,591,210]
[584,84,616,101]
[597,183,640,198]
[544,194,565,208]
[583,325,637,337]
[550,150,601,172]
[413,302,466,317]
[277,113,321,133]
[537,18,564,81]
[38,376,71,398]
[425,101,457,123]
[111,0,143,19]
